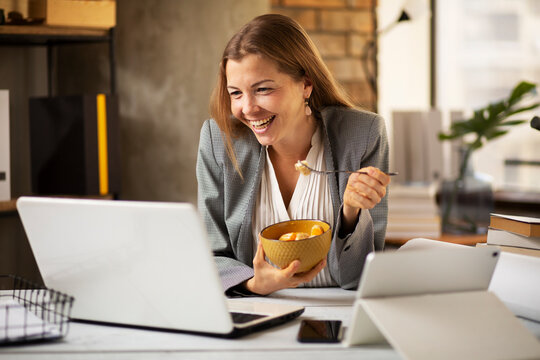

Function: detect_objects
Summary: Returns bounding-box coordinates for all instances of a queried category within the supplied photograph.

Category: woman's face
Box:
[226,54,312,148]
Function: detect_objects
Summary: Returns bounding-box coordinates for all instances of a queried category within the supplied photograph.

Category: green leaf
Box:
[487,101,506,122]
[498,120,527,127]
[469,110,487,132]
[438,133,461,141]
[440,120,475,139]
[504,103,540,118]
[451,121,474,133]
[470,138,483,150]
[484,129,508,140]
[508,81,537,106]
[438,80,538,146]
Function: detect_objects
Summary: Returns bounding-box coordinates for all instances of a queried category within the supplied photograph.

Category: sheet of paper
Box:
[0,298,61,342]
[489,251,540,322]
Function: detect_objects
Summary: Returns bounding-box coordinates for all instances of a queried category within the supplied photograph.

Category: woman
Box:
[197,14,391,296]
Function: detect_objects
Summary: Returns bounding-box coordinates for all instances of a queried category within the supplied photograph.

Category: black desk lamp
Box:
[531,116,540,131]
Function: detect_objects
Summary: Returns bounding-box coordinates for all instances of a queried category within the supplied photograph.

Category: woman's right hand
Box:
[244,242,326,295]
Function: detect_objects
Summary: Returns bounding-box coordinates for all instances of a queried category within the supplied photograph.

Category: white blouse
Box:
[251,126,337,287]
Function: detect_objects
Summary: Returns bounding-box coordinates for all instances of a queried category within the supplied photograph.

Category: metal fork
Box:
[297,162,398,176]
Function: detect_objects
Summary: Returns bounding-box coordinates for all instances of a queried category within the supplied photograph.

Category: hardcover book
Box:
[489,213,540,237]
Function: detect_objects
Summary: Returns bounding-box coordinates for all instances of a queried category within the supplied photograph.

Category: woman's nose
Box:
[241,94,260,115]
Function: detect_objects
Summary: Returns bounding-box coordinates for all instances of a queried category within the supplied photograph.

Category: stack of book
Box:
[484,213,540,257]
[386,183,441,240]
[481,213,540,322]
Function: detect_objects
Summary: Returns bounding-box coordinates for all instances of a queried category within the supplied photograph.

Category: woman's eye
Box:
[229,91,242,98]
[257,87,272,94]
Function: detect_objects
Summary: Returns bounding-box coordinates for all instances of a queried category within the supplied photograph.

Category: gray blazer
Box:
[196,106,389,293]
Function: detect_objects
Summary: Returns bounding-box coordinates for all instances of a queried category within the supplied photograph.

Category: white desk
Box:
[1,288,539,359]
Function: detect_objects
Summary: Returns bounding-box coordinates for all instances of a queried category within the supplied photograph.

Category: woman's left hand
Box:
[244,242,327,295]
[342,166,391,230]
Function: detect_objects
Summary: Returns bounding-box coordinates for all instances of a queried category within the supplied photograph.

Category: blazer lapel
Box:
[320,113,343,227]
[235,143,265,266]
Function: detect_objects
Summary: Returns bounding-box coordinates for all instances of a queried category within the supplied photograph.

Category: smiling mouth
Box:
[250,115,275,130]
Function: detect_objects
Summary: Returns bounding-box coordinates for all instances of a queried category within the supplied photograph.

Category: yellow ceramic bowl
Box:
[259,219,331,273]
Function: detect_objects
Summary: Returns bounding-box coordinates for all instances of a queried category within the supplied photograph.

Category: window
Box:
[436,0,540,191]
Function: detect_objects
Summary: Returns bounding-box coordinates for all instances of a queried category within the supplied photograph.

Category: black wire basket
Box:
[0,274,74,345]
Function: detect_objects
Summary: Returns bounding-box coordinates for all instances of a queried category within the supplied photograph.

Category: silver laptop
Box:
[16,197,304,338]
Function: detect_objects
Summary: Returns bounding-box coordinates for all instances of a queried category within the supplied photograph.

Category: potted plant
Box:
[438,81,539,234]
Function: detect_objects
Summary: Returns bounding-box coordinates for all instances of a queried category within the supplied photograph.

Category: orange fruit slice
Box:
[310,224,324,237]
[279,232,309,241]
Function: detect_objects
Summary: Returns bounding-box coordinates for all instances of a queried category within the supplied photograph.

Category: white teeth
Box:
[251,115,275,128]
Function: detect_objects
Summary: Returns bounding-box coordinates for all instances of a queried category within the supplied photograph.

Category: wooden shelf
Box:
[386,233,488,247]
[0,25,112,45]
[0,24,116,95]
[0,199,17,214]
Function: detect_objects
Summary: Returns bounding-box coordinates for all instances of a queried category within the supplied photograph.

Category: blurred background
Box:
[1,0,539,281]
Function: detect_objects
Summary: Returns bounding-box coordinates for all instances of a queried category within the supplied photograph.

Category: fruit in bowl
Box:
[259,220,331,273]
[278,224,325,241]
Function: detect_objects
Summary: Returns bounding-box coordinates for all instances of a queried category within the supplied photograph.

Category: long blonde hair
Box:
[210,13,353,175]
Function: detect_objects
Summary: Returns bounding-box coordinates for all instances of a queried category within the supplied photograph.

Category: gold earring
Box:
[304,99,312,116]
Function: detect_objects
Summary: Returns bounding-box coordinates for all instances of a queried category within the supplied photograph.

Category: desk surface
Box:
[385,233,488,247]
[1,288,539,360]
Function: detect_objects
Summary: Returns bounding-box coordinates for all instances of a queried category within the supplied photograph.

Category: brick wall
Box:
[271,0,377,111]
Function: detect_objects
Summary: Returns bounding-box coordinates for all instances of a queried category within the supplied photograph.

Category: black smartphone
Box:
[297,319,343,343]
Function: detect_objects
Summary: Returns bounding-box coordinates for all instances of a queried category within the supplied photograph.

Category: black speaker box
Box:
[28,94,120,196]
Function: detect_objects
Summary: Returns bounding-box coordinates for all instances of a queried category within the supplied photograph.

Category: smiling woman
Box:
[197,14,392,296]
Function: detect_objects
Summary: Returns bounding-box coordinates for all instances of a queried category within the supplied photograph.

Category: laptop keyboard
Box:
[230,312,267,324]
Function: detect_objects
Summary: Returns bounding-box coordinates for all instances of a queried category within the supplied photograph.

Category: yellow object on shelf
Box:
[29,0,116,29]
[96,94,109,196]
